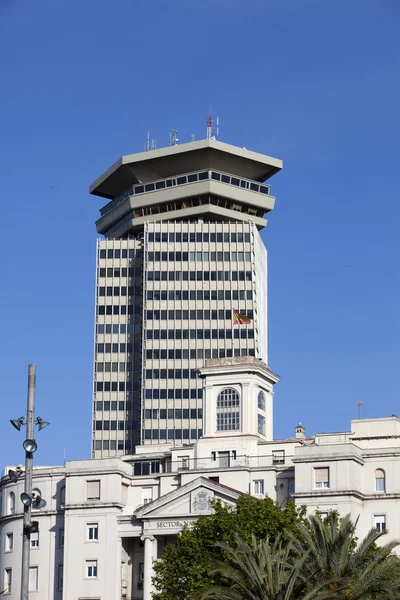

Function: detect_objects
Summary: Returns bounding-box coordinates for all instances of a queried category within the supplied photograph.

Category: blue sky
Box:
[0,0,399,468]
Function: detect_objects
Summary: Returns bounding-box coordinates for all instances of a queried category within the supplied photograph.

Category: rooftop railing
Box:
[99,170,271,218]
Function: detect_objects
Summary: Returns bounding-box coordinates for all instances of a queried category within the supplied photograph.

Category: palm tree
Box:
[193,533,332,600]
[290,512,400,600]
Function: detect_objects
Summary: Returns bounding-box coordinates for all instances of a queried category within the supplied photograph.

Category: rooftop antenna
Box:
[170,130,179,146]
[145,131,156,151]
[357,400,364,419]
[191,133,196,142]
[206,105,219,140]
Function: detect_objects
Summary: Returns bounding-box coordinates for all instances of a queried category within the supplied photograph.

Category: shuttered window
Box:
[86,480,100,500]
[314,467,329,488]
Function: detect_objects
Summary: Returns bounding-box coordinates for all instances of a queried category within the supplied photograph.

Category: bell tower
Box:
[198,357,279,440]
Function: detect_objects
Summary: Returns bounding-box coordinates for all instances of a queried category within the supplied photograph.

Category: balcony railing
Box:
[161,453,291,473]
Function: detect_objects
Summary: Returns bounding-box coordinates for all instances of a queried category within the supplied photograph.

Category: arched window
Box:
[8,491,15,515]
[258,391,265,411]
[217,388,240,431]
[375,469,386,492]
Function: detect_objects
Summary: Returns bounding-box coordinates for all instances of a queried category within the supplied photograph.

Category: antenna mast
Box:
[170,130,179,146]
[206,107,219,140]
[144,131,156,151]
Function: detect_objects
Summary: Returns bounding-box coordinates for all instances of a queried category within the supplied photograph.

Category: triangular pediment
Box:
[134,477,242,521]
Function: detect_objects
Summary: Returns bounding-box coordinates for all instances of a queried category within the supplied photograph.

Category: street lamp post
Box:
[9,364,49,600]
[21,364,36,600]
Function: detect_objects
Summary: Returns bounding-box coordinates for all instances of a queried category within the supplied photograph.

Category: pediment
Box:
[134,476,242,521]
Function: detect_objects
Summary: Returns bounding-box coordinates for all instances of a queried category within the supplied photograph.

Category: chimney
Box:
[295,423,305,438]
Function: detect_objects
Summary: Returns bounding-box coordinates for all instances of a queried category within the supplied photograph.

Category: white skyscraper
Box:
[90,139,282,457]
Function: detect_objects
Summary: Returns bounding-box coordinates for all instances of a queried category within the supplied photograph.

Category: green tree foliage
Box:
[194,534,328,600]
[152,496,306,600]
[193,512,400,600]
[290,512,400,600]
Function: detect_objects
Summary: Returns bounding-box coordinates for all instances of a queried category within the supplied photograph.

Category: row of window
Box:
[313,468,387,492]
[95,361,138,372]
[98,233,252,258]
[97,304,141,316]
[146,251,252,262]
[95,381,139,392]
[146,289,253,301]
[97,323,141,335]
[145,347,256,361]
[95,310,254,335]
[94,420,140,431]
[5,531,41,552]
[95,400,137,411]
[96,343,136,354]
[3,566,45,594]
[148,231,250,244]
[99,267,141,278]
[95,421,131,431]
[95,400,127,411]
[146,328,255,341]
[101,169,269,217]
[146,270,253,282]
[5,528,66,554]
[98,286,140,297]
[95,381,140,392]
[142,428,203,440]
[144,388,203,400]
[143,408,203,420]
[99,248,142,259]
[147,231,251,244]
[145,309,254,321]
[144,368,198,379]
[94,439,140,451]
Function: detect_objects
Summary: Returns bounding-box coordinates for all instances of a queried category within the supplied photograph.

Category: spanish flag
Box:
[233,309,251,325]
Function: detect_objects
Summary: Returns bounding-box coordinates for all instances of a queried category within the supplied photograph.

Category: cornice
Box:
[292,454,364,466]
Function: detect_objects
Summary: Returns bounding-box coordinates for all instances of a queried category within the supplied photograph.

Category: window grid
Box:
[5,533,13,552]
[30,532,39,548]
[375,469,386,493]
[29,566,38,592]
[86,560,98,578]
[216,388,240,431]
[374,514,386,532]
[254,480,264,495]
[314,467,330,489]
[87,523,99,541]
[258,414,266,435]
[4,568,12,594]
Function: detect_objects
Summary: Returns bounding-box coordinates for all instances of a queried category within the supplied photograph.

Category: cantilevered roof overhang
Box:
[89,139,283,200]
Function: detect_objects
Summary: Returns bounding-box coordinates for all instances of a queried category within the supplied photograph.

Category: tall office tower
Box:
[90,139,282,458]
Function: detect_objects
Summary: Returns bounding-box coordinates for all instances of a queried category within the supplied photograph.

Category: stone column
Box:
[152,536,158,586]
[141,535,155,600]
